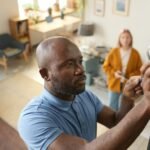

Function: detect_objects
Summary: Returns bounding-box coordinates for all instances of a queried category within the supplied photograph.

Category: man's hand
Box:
[140,62,150,114]
[123,76,143,100]
[141,62,150,92]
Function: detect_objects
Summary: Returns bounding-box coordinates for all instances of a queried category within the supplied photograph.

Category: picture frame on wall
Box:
[113,0,130,16]
[94,0,105,16]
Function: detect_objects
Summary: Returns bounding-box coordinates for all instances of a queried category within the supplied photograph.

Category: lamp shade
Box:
[79,23,94,36]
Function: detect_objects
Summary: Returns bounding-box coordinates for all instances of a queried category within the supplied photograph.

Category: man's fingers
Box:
[123,76,143,98]
[126,76,141,89]
[141,67,150,92]
[135,86,142,92]
[129,76,141,81]
[143,67,150,78]
[141,79,150,92]
[140,62,150,75]
[135,89,143,95]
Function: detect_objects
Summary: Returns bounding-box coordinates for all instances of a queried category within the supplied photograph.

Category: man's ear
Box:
[39,68,51,81]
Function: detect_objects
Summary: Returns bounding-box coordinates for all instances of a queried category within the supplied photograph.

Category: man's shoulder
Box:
[19,97,43,118]
[18,94,63,150]
[18,94,56,131]
[20,93,52,117]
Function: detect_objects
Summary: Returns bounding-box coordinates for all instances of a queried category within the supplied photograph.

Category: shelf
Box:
[9,17,31,50]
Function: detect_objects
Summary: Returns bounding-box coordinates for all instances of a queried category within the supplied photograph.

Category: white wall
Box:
[0,0,19,33]
[84,0,150,62]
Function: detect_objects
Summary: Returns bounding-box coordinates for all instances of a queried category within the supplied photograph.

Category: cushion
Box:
[4,48,22,58]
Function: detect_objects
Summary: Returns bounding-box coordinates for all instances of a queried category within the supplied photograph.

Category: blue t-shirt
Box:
[18,89,104,150]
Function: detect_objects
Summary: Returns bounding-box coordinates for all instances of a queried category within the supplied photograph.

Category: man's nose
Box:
[75,64,84,75]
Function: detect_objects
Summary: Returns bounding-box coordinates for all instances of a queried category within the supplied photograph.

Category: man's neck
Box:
[45,85,75,101]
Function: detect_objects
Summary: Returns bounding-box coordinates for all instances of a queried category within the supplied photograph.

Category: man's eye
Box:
[79,60,83,64]
[67,62,74,66]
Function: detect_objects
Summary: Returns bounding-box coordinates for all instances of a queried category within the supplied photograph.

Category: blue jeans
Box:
[108,91,122,111]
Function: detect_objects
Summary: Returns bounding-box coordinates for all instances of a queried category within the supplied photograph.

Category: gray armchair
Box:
[0,33,29,70]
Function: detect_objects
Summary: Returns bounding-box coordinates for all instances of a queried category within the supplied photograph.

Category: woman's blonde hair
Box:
[117,29,133,48]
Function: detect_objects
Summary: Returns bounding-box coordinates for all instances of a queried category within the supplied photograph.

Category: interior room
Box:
[0,0,150,149]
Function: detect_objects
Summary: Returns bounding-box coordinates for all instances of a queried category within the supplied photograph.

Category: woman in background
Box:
[103,29,142,111]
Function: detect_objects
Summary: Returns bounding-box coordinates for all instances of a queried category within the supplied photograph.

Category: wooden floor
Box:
[0,118,27,150]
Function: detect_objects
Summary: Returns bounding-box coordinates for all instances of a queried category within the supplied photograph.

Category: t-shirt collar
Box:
[41,88,74,111]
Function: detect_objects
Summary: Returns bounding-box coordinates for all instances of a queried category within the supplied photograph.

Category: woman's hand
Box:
[114,70,122,79]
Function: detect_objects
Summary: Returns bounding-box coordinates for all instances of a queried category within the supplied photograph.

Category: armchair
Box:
[0,33,29,70]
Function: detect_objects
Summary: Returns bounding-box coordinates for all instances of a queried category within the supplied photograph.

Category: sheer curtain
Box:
[37,0,67,11]
[19,0,67,11]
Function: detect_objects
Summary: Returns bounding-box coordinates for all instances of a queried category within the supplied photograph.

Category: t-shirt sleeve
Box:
[18,112,63,150]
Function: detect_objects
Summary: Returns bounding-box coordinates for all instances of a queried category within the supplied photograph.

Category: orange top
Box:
[103,48,143,93]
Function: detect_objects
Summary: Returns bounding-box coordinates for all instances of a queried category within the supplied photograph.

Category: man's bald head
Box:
[36,36,77,69]
[36,36,85,98]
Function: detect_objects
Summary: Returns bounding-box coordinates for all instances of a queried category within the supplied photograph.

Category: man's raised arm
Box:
[49,64,150,150]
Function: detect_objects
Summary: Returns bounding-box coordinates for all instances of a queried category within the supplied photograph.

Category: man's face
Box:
[49,44,86,96]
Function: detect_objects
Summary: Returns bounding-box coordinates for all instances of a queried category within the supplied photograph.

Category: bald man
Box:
[18,37,150,150]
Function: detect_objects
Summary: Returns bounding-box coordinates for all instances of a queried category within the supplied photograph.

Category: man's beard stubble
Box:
[51,75,85,96]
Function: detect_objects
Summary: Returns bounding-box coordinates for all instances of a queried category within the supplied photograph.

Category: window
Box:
[37,0,56,11]
[19,0,67,12]
[18,0,75,24]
